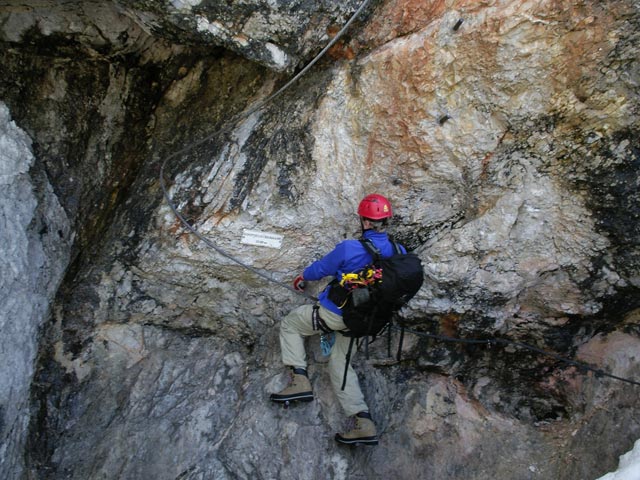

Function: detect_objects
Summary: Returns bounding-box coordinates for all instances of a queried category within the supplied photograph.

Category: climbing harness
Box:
[312,305,336,355]
[157,0,640,390]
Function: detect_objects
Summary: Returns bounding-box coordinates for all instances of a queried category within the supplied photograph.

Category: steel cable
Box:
[157,0,639,389]
[390,325,640,387]
[159,0,373,302]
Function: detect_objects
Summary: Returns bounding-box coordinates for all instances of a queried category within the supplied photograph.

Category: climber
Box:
[270,194,406,446]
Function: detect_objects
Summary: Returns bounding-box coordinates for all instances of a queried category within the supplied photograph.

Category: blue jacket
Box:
[303,230,406,315]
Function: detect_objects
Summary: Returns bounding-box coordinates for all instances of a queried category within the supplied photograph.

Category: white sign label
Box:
[240,229,284,249]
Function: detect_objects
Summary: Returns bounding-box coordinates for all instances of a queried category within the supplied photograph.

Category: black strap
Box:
[360,238,402,258]
[312,305,333,333]
[341,337,357,390]
[360,238,381,261]
[397,324,405,361]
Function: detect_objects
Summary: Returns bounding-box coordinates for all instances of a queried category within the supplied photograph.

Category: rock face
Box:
[0,105,71,478]
[0,0,639,479]
[0,0,363,71]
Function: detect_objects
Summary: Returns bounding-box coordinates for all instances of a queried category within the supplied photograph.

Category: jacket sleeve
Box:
[303,241,347,281]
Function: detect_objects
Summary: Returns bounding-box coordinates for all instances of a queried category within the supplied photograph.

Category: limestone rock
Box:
[0,0,366,71]
[0,104,72,479]
[0,0,638,479]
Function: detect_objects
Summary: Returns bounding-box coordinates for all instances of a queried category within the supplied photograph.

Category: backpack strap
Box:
[359,238,381,261]
[387,316,392,357]
[360,238,403,258]
[396,322,405,362]
[341,336,357,390]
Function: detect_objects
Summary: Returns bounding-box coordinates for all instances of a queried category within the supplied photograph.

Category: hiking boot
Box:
[335,411,379,446]
[270,368,314,404]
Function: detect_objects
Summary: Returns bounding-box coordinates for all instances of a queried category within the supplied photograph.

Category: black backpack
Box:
[328,239,424,389]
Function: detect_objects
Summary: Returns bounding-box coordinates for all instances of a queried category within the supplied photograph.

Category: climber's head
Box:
[358,194,393,232]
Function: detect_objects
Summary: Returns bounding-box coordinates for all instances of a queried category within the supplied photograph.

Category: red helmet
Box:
[357,194,393,220]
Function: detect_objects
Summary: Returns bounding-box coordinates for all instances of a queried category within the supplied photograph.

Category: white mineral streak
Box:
[196,16,229,38]
[265,42,289,70]
[171,0,202,11]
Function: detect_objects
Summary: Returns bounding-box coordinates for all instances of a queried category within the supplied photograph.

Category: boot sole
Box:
[270,392,314,403]
[334,434,379,446]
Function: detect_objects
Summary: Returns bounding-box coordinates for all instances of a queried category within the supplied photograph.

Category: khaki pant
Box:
[279,303,369,416]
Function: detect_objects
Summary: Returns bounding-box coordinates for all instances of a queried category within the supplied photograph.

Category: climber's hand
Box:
[293,275,306,292]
